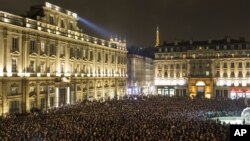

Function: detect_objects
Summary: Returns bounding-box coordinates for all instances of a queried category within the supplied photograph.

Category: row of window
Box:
[156,51,250,59]
[9,80,124,95]
[216,71,250,78]
[157,71,186,78]
[158,44,250,53]
[11,58,126,74]
[157,64,186,70]
[156,62,250,71]
[156,70,250,78]
[11,38,126,64]
[216,62,250,68]
[48,15,74,30]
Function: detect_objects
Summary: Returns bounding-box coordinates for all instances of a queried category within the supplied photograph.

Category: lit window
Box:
[40,61,45,73]
[60,45,65,56]
[70,48,74,58]
[12,37,19,51]
[98,52,101,62]
[50,44,55,55]
[60,19,65,28]
[206,71,210,76]
[77,64,80,73]
[30,40,36,53]
[10,84,18,95]
[69,22,73,30]
[83,49,86,59]
[60,63,64,73]
[41,41,45,53]
[12,59,17,72]
[9,101,19,113]
[50,62,55,73]
[238,62,242,68]
[105,54,108,63]
[49,15,54,25]
[30,86,35,92]
[90,51,94,61]
[30,60,35,72]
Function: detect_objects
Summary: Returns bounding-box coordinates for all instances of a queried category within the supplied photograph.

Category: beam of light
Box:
[78,16,113,38]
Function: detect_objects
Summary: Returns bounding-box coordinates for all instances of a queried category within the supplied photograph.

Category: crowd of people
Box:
[0,96,246,141]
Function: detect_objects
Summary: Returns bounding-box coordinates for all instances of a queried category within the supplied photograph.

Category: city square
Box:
[0,0,250,140]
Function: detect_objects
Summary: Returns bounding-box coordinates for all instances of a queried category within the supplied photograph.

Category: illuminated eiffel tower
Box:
[155,26,160,47]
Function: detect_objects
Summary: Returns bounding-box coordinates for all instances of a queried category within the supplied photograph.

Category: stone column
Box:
[55,87,59,107]
[80,81,84,101]
[46,84,50,110]
[23,79,30,112]
[94,80,97,100]
[23,35,29,74]
[2,80,8,114]
[36,83,40,109]
[2,28,7,73]
[66,87,70,104]
[56,41,60,74]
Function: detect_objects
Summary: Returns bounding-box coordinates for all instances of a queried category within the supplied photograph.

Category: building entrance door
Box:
[59,88,67,106]
[197,86,205,98]
[196,81,206,98]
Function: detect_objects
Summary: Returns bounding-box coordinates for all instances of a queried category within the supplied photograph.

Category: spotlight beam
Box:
[78,16,113,38]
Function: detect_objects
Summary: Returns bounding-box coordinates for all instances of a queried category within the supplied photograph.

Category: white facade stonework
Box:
[0,2,127,114]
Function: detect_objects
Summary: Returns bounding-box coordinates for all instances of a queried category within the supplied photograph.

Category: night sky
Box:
[0,0,250,47]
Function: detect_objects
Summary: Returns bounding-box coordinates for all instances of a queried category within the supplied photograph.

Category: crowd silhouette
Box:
[0,96,246,141]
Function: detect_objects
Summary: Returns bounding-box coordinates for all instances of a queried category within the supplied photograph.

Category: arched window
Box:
[176,72,180,77]
[164,71,168,78]
[89,81,93,88]
[223,63,227,68]
[246,71,250,77]
[238,71,243,77]
[230,72,235,77]
[97,81,101,88]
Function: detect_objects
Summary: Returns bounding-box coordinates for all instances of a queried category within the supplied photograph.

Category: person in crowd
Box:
[0,95,245,141]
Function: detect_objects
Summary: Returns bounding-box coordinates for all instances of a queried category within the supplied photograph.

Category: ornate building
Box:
[0,2,127,114]
[154,37,250,99]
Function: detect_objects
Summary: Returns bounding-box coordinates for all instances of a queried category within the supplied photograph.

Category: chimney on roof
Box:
[189,40,193,45]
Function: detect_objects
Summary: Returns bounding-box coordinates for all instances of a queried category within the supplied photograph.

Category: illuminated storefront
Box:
[229,88,250,99]
[156,86,187,96]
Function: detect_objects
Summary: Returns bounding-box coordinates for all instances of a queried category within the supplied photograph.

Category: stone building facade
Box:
[0,2,127,114]
[154,37,250,99]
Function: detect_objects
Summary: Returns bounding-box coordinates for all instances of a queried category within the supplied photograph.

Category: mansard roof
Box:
[157,37,250,52]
